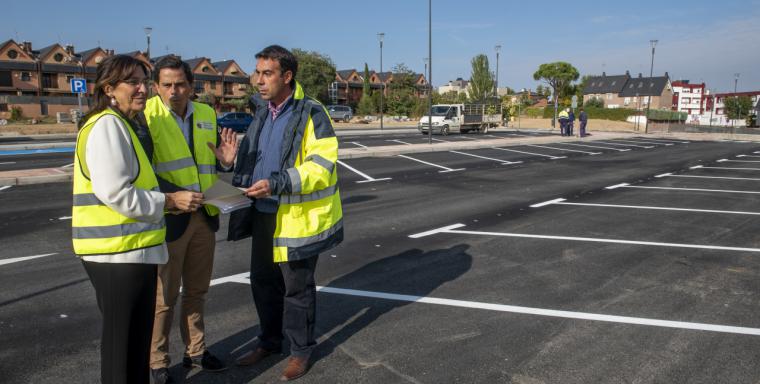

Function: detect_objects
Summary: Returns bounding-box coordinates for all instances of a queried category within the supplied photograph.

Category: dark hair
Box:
[255,45,297,87]
[152,55,194,84]
[80,54,149,127]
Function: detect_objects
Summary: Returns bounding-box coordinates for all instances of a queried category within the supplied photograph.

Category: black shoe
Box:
[151,368,174,384]
[182,350,228,372]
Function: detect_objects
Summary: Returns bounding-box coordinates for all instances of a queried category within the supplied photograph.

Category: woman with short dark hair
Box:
[72,54,202,383]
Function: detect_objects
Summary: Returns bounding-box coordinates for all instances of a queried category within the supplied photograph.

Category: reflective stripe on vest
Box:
[143,97,219,216]
[71,109,166,256]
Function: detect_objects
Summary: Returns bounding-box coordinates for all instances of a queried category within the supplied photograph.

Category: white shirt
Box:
[80,113,168,264]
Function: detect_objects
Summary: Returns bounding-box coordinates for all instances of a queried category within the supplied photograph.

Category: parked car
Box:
[327,105,353,122]
[217,112,253,133]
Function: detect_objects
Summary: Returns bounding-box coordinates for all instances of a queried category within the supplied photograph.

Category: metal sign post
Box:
[70,78,87,123]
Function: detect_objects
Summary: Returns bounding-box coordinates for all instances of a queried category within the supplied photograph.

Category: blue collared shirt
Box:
[252,96,293,213]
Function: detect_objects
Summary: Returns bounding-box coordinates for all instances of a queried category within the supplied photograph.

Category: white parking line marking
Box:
[595,141,654,149]
[754,151,760,154]
[209,269,760,336]
[0,186,11,192]
[0,161,16,165]
[485,135,504,139]
[397,154,465,173]
[431,138,451,143]
[454,136,478,140]
[386,139,413,145]
[491,147,566,160]
[530,198,567,208]
[348,142,368,149]
[449,150,522,165]
[692,166,760,171]
[533,200,760,216]
[605,183,630,190]
[58,216,72,220]
[654,173,672,178]
[660,174,760,182]
[409,224,760,252]
[644,138,690,144]
[619,185,760,195]
[0,253,58,267]
[61,163,75,168]
[553,142,630,152]
[616,139,673,146]
[336,160,392,183]
[737,155,760,158]
[526,144,601,155]
[718,159,760,163]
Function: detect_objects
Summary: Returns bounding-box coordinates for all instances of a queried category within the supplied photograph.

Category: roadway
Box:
[2,135,760,383]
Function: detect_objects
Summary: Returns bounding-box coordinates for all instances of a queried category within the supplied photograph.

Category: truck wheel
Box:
[344,116,351,123]
[481,124,489,134]
[441,125,449,135]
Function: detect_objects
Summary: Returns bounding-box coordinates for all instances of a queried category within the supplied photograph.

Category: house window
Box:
[638,83,643,88]
[0,70,13,87]
[0,103,8,112]
[66,75,74,84]
[42,73,57,88]
[7,49,18,59]
[21,72,31,81]
[194,81,205,94]
[624,97,630,105]
[54,53,64,62]
[202,66,210,73]
[606,93,612,100]
[209,81,216,89]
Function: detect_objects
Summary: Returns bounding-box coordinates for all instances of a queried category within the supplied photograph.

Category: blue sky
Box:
[4,0,759,93]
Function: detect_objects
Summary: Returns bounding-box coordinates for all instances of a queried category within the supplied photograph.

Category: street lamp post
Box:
[377,32,384,131]
[494,44,501,99]
[731,73,741,126]
[428,0,433,145]
[644,39,657,134]
[144,27,152,60]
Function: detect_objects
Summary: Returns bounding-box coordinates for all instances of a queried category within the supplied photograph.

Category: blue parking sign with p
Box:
[70,78,87,94]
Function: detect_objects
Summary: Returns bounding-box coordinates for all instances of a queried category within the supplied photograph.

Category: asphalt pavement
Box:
[2,132,760,383]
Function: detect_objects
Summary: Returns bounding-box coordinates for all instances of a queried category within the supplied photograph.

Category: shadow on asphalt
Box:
[178,244,472,383]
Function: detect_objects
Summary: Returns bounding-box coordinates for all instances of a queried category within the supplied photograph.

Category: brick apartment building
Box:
[671,81,707,115]
[0,39,250,120]
[330,68,429,106]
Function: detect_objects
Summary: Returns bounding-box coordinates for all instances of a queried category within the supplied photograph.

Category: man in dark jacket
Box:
[229,45,343,382]
[579,108,588,137]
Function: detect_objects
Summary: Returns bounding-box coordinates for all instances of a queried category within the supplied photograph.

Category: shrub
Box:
[584,97,604,108]
[10,106,22,121]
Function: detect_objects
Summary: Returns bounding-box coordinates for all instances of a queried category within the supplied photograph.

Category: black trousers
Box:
[250,208,318,358]
[82,260,157,384]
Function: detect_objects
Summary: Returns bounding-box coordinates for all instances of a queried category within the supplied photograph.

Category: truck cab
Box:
[418,104,462,135]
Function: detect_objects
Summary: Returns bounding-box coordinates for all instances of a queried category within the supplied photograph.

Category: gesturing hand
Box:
[207,127,239,168]
[165,191,204,212]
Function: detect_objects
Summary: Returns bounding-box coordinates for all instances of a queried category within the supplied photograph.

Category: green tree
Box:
[292,48,336,104]
[584,97,604,108]
[724,95,753,121]
[356,63,376,115]
[468,54,495,102]
[386,63,418,116]
[533,62,580,127]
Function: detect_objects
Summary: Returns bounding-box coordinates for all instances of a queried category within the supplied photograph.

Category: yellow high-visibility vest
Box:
[143,96,219,216]
[71,109,166,256]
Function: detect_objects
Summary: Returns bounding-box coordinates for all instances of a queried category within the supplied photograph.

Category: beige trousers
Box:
[150,212,215,369]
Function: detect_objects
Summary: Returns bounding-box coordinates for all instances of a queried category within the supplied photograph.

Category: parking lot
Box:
[2,134,760,383]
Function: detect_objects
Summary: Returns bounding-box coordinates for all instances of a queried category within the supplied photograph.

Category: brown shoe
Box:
[235,347,277,366]
[279,356,309,381]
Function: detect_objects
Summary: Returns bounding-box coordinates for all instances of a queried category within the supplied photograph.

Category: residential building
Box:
[330,68,428,106]
[0,38,251,119]
[671,81,707,115]
[438,78,469,97]
[582,71,673,110]
[582,72,630,108]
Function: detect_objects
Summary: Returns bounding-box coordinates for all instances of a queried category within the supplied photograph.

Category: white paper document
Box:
[203,180,251,214]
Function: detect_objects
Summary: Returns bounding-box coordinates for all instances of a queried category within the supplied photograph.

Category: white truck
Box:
[418,104,503,135]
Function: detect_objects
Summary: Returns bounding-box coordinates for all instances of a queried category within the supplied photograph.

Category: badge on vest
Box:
[197,121,214,130]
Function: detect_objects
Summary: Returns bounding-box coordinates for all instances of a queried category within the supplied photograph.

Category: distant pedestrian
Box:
[578,108,588,137]
[558,108,569,136]
[568,108,575,136]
